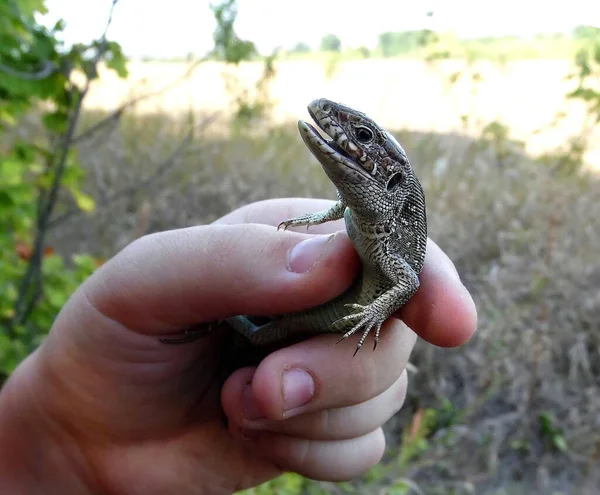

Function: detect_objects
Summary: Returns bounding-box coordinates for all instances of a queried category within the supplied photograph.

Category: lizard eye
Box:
[355,126,374,143]
[386,172,403,190]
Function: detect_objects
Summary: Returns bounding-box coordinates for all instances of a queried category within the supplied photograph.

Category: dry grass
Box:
[41,99,600,493]
[83,59,600,169]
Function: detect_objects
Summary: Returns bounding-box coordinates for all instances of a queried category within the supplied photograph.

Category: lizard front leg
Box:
[333,254,420,354]
[278,200,346,230]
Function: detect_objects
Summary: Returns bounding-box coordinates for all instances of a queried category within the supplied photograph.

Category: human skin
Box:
[0,198,477,495]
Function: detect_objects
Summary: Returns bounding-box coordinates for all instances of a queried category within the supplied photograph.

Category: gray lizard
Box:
[162,98,427,354]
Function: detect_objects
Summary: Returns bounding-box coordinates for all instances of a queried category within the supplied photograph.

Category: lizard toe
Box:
[344,303,366,311]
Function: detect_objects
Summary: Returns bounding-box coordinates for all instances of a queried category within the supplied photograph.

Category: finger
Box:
[215,197,347,234]
[230,425,385,481]
[221,319,416,421]
[73,224,360,334]
[223,368,408,440]
[399,239,477,348]
[217,198,477,347]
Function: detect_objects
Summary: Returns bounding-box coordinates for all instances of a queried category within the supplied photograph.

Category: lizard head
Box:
[298,98,415,219]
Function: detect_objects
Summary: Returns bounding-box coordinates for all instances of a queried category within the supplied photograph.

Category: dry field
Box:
[85,59,600,169]
[43,58,600,494]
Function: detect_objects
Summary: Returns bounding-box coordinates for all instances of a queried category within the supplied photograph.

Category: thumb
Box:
[75,224,360,335]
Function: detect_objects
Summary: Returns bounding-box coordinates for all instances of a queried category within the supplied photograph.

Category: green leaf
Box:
[15,0,48,17]
[72,254,98,271]
[42,110,69,133]
[0,191,15,207]
[106,41,128,78]
[0,112,17,126]
[71,189,95,212]
[539,412,553,433]
[553,434,568,452]
[53,19,66,32]
[61,161,85,187]
[0,158,24,182]
[42,253,65,273]
[4,183,35,204]
[13,141,38,162]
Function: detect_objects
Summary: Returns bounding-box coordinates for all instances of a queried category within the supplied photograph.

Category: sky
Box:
[43,0,600,59]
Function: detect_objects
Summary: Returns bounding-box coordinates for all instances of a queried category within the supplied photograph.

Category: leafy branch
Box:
[567,26,600,122]
[8,1,121,332]
[0,0,259,377]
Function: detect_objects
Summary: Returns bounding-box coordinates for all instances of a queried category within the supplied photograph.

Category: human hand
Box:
[0,198,476,494]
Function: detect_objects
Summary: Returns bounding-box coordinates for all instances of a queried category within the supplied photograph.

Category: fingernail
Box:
[243,385,264,421]
[287,234,335,273]
[282,369,315,417]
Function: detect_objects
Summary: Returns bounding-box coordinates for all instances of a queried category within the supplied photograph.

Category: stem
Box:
[6,0,121,334]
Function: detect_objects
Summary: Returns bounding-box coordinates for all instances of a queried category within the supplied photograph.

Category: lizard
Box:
[161,98,427,355]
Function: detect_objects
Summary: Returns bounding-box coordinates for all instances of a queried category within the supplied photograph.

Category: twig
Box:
[90,155,110,203]
[72,58,206,144]
[15,269,44,333]
[101,0,119,41]
[0,60,57,80]
[47,116,215,229]
[12,84,90,329]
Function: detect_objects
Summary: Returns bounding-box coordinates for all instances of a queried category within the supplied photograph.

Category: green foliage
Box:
[211,0,276,129]
[211,0,257,63]
[319,33,341,53]
[0,253,98,375]
[236,472,328,495]
[573,25,600,40]
[280,32,578,63]
[0,0,126,379]
[397,405,452,467]
[356,46,370,59]
[536,136,588,177]
[479,120,525,168]
[289,42,311,54]
[568,25,600,122]
[377,30,438,57]
[539,412,568,452]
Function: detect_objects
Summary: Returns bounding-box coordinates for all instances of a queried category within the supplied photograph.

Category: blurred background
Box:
[1,1,599,493]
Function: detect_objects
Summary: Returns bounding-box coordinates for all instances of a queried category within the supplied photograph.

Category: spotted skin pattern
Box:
[162,99,427,355]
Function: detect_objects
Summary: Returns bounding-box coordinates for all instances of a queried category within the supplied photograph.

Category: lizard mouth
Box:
[302,121,352,160]
[305,107,353,160]
[298,109,373,181]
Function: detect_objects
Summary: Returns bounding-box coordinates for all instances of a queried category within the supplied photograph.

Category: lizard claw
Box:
[333,303,385,354]
[344,303,365,311]
[277,219,312,231]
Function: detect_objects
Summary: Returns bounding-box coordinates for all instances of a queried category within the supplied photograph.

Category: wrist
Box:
[0,352,97,494]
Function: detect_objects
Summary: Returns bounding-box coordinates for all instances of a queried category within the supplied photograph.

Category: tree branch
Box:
[11,84,89,329]
[72,58,206,144]
[101,0,119,41]
[8,0,122,332]
[0,60,57,80]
